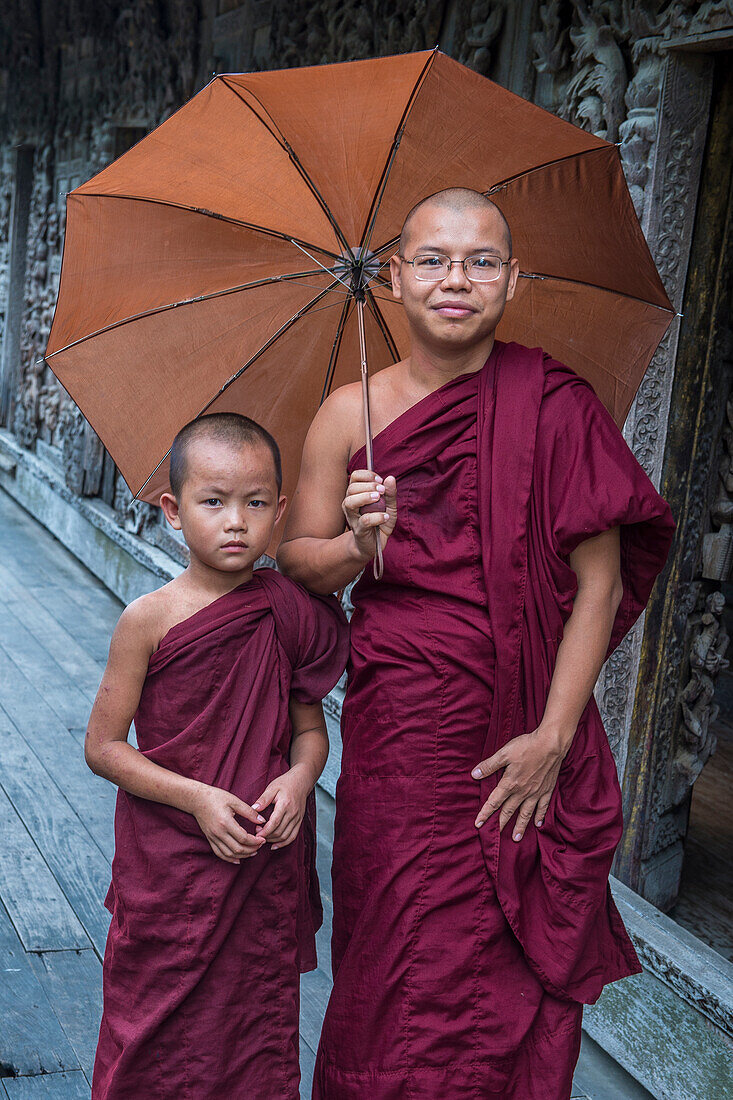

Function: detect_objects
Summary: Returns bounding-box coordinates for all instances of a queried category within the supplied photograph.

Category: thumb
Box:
[251,784,278,814]
[471,751,504,780]
[230,795,265,824]
[383,475,397,506]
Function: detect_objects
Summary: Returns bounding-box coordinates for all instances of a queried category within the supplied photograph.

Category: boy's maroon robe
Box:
[314,341,674,1099]
[92,569,348,1100]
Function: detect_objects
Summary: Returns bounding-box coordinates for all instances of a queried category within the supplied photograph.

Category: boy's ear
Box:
[275,495,287,525]
[160,491,182,529]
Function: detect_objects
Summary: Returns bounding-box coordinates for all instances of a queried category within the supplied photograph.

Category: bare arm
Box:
[277,387,396,594]
[85,602,266,863]
[471,526,623,840]
[252,699,329,849]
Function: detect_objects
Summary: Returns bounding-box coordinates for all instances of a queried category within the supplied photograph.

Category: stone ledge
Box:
[0,429,183,605]
[585,877,733,1099]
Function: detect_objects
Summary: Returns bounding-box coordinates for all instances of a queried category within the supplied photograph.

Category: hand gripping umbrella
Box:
[45,49,673,575]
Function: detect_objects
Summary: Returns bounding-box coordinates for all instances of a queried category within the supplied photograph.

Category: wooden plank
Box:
[299,966,332,1054]
[0,602,93,730]
[0,651,116,862]
[0,712,112,956]
[2,1072,90,1099]
[0,493,107,598]
[299,1035,317,1100]
[0,902,79,1078]
[29,951,102,1083]
[0,561,106,699]
[23,585,114,666]
[0,786,88,952]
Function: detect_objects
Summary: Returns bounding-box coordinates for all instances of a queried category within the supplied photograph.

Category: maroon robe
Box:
[92,569,348,1100]
[313,341,674,1099]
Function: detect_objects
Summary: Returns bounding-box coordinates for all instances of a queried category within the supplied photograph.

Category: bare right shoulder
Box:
[307,382,362,461]
[111,588,168,659]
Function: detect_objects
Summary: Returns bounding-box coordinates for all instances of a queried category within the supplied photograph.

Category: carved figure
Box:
[677,590,730,791]
[564,0,628,141]
[459,0,503,76]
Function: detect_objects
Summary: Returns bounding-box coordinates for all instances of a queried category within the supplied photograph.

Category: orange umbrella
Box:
[45,48,673,559]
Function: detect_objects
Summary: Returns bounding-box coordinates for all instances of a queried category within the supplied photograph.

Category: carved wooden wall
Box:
[1,0,732,909]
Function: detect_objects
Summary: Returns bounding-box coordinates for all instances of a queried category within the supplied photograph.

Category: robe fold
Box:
[313,340,674,1100]
[92,569,349,1100]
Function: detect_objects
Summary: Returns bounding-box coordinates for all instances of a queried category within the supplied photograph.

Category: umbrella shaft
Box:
[357,298,374,471]
[356,297,383,581]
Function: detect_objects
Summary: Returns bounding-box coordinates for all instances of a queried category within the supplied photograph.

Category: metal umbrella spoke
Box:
[44,269,337,361]
[135,279,342,500]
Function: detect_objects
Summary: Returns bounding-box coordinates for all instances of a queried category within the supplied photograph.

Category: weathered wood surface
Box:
[0,487,654,1098]
[2,1073,92,1099]
[28,951,103,1082]
[0,784,89,952]
[0,902,79,1077]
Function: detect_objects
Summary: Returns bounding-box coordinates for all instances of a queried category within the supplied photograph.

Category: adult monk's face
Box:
[389,203,519,352]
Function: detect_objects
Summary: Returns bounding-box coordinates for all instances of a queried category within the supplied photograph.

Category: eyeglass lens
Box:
[412,254,503,282]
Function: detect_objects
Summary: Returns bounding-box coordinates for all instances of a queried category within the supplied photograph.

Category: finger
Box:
[535,794,552,828]
[271,816,303,849]
[511,797,539,842]
[498,797,524,834]
[225,828,265,854]
[258,800,288,839]
[345,489,386,510]
[267,810,300,844]
[475,786,509,828]
[209,839,241,864]
[349,469,383,484]
[471,751,506,781]
[251,786,277,814]
[271,827,298,851]
[225,819,258,846]
[382,474,397,502]
[230,796,265,824]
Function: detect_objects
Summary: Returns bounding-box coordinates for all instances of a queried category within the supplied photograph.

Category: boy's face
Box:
[160,437,285,575]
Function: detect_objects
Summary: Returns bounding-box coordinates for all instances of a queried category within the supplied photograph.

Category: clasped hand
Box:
[471,727,570,841]
[342,469,398,560]
[192,765,311,864]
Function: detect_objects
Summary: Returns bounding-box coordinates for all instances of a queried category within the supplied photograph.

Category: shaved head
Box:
[169,412,282,498]
[400,188,512,257]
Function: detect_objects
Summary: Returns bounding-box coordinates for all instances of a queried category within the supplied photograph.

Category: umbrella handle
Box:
[357,297,384,581]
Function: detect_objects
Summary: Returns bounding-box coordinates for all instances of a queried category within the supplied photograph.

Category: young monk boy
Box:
[86,412,349,1100]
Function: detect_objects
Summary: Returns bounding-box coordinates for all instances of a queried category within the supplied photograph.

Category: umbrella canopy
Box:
[46,48,673,541]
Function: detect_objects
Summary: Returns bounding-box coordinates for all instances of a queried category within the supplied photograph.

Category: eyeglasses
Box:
[399,252,511,283]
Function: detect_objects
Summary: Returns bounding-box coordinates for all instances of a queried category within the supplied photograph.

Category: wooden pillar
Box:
[0,146,34,428]
[616,55,733,908]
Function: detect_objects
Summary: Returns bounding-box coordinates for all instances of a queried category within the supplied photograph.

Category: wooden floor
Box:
[0,486,654,1099]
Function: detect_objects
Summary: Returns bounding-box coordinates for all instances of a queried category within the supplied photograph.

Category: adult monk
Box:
[277,189,674,1099]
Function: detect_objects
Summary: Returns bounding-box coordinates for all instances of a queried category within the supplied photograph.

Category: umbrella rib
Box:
[134,280,342,500]
[320,296,353,405]
[44,270,337,361]
[481,144,617,202]
[513,270,675,313]
[220,78,355,261]
[289,240,353,292]
[358,49,438,258]
[365,289,400,363]
[71,191,342,262]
